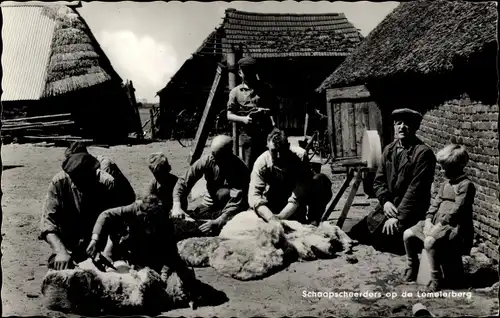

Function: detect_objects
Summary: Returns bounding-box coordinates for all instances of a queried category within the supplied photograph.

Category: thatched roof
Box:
[1,4,123,101]
[317,0,498,92]
[195,8,363,58]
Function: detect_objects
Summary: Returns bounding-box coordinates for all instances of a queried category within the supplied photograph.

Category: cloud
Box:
[98,30,178,100]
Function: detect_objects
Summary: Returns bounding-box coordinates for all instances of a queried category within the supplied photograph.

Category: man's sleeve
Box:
[397,148,436,226]
[92,204,135,242]
[227,88,239,113]
[39,180,63,240]
[173,156,207,205]
[145,179,158,196]
[248,156,269,210]
[373,147,392,205]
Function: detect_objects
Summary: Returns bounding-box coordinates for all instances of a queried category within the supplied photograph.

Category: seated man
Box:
[64,141,136,206]
[86,195,199,302]
[348,108,436,255]
[145,152,179,214]
[40,153,120,270]
[172,135,250,235]
[248,128,333,224]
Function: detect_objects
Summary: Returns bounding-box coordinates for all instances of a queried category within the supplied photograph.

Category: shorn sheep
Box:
[41,259,227,315]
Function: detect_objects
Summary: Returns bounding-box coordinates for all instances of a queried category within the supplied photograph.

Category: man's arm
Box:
[91,204,135,244]
[40,179,68,255]
[373,147,393,206]
[248,156,276,222]
[226,88,249,124]
[172,156,207,210]
[278,155,311,220]
[396,148,436,227]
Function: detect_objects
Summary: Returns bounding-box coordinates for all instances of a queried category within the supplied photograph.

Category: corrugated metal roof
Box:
[1,6,57,101]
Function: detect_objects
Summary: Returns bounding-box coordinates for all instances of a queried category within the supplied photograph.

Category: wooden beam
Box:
[326,99,336,160]
[1,120,74,131]
[2,113,72,123]
[327,85,371,101]
[189,65,223,165]
[227,51,239,156]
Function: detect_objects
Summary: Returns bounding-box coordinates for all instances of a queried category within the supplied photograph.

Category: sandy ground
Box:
[1,140,498,317]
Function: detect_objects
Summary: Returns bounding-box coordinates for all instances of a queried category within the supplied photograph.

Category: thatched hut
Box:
[317,0,499,259]
[1,2,136,141]
[156,8,363,138]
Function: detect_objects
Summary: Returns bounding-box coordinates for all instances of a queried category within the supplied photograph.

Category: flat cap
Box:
[391,108,422,120]
[148,152,171,173]
[238,56,257,68]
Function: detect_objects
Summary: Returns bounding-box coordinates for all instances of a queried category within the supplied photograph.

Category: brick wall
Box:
[417,95,499,260]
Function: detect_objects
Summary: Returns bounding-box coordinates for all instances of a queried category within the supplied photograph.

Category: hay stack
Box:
[41,5,118,98]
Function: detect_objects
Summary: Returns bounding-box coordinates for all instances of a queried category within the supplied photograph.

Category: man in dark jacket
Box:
[348,108,436,255]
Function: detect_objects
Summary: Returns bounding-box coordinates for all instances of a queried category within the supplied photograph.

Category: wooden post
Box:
[0,101,3,318]
[227,51,239,156]
[303,113,309,137]
[126,80,144,139]
[326,99,336,160]
[149,108,156,139]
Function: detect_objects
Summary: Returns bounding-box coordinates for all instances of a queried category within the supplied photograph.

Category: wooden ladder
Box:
[189,64,224,165]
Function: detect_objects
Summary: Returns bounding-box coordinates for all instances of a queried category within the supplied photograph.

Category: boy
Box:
[145,153,180,216]
[402,144,476,291]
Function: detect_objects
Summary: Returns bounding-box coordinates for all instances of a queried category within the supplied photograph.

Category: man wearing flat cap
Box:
[348,108,436,255]
[39,153,122,270]
[64,141,136,206]
[227,56,279,169]
[172,135,250,235]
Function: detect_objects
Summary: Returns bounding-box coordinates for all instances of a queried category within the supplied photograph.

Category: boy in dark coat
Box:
[348,108,436,255]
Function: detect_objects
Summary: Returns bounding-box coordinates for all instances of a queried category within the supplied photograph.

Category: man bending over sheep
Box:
[171,135,250,235]
[40,153,120,270]
[86,195,199,302]
[64,141,136,206]
[248,128,333,225]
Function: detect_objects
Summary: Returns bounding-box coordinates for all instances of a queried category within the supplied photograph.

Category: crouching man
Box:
[248,128,333,224]
[171,135,250,235]
[40,153,120,270]
[86,195,200,302]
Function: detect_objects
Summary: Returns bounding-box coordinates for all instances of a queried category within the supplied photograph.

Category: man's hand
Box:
[423,219,433,236]
[171,206,195,222]
[54,250,73,270]
[382,218,399,235]
[383,202,398,219]
[86,239,98,259]
[198,219,221,234]
[242,116,253,125]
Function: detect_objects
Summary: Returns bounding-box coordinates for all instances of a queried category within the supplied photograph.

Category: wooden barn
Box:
[1,1,137,142]
[156,8,363,139]
[317,1,499,259]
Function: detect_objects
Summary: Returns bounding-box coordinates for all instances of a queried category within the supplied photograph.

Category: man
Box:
[248,128,333,224]
[227,56,279,168]
[64,141,136,206]
[39,153,120,270]
[86,195,200,303]
[145,152,179,214]
[348,108,436,255]
[172,135,250,235]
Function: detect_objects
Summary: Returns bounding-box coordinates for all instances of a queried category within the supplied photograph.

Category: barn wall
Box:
[417,96,499,260]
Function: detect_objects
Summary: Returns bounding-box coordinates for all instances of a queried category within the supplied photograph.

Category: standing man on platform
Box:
[226,56,279,169]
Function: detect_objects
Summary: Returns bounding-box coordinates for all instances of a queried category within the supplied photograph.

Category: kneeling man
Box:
[248,128,332,224]
[171,135,250,235]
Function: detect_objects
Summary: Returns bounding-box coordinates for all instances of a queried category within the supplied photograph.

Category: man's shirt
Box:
[173,153,250,208]
[39,170,118,253]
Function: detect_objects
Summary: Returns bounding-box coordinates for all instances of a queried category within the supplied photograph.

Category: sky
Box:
[77,1,399,102]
